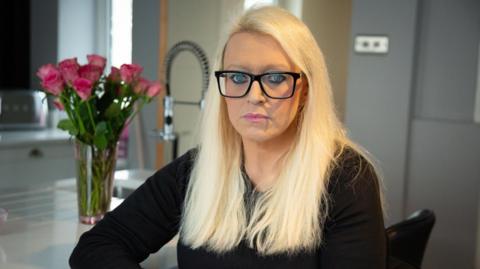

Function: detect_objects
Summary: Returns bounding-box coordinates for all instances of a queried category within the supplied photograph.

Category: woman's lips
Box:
[243,113,269,122]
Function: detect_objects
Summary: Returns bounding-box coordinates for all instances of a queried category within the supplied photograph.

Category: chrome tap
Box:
[152,41,210,159]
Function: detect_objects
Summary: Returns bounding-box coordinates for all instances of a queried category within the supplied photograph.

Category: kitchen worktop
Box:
[0,175,177,269]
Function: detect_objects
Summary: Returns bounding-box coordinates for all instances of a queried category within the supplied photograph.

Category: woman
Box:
[70,5,386,268]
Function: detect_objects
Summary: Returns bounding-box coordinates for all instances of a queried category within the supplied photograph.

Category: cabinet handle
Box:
[29,148,43,158]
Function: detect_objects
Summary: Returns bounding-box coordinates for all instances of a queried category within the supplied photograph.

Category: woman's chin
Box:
[239,132,278,145]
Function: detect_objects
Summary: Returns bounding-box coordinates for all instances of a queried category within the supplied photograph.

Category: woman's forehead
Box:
[224,63,291,72]
[223,32,296,72]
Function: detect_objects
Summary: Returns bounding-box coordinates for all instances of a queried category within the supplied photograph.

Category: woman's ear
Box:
[295,79,308,125]
[300,78,308,106]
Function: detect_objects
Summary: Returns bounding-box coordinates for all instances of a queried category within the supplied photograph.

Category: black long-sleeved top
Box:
[69,148,386,268]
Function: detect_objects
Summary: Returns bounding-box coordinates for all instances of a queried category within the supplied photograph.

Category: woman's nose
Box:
[247,80,267,103]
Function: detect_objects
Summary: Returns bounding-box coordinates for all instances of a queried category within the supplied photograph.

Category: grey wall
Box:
[346,0,480,268]
[413,0,480,122]
[30,0,58,89]
[406,1,480,268]
[128,0,161,170]
[345,0,419,225]
[407,119,480,269]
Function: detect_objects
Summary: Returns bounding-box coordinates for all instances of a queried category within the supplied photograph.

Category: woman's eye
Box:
[229,73,248,84]
[267,74,286,84]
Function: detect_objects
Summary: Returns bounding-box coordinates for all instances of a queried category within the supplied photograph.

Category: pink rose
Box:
[37,64,64,96]
[78,64,103,83]
[59,57,79,69]
[87,54,106,72]
[107,67,121,83]
[60,65,79,85]
[36,64,56,80]
[53,98,64,110]
[120,64,143,83]
[73,78,93,100]
[134,77,150,94]
[58,57,80,85]
[146,81,163,97]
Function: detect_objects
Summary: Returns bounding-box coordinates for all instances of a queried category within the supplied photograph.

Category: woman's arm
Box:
[69,150,194,268]
[320,152,387,268]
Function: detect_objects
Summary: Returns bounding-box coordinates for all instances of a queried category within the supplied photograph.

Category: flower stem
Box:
[74,106,86,135]
[60,96,75,124]
[86,101,96,130]
[124,101,145,128]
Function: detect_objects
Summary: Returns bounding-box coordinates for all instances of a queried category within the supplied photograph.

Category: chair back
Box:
[386,209,435,268]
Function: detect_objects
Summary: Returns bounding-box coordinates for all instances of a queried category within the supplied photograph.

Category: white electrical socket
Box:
[354,35,389,54]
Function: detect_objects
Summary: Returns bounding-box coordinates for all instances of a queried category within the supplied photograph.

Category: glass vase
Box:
[74,140,117,224]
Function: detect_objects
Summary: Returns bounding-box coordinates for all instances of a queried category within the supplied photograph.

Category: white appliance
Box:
[0,90,48,130]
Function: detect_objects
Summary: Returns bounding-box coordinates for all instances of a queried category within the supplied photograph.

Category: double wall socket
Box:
[354,35,389,54]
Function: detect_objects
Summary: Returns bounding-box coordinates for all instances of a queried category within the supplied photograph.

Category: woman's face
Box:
[222,31,306,145]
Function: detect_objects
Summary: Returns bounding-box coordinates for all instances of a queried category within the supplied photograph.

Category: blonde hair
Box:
[179,5,384,256]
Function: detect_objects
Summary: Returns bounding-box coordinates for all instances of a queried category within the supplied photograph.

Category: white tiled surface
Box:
[0,179,177,269]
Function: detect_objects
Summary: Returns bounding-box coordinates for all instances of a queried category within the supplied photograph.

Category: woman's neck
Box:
[242,126,296,191]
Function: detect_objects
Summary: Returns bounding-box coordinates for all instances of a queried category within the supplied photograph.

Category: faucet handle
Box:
[150,129,176,141]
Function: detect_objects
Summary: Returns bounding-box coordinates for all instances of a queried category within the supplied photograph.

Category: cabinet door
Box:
[0,142,75,189]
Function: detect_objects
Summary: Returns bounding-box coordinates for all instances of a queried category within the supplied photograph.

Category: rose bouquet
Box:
[37,54,161,149]
[37,54,162,224]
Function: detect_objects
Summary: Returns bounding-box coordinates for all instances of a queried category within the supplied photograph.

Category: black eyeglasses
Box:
[214,70,302,99]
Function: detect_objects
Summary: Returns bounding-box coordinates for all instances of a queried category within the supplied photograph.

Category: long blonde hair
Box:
[179,5,383,256]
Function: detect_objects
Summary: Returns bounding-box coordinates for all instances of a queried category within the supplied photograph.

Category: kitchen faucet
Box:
[152,40,210,160]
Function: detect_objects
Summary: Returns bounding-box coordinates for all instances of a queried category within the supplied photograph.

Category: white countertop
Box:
[0,176,177,269]
[0,129,71,148]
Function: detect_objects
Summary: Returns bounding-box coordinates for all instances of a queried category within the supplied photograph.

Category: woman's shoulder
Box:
[323,146,386,258]
[172,147,198,173]
[328,146,379,195]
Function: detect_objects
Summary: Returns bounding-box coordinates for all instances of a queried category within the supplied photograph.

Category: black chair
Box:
[386,209,435,269]
[388,256,419,269]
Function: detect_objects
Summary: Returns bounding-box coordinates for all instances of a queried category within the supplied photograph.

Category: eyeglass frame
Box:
[214,70,302,99]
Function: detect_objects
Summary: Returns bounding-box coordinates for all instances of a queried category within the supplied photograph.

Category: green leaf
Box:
[57,119,78,136]
[105,102,121,119]
[94,134,108,150]
[95,121,108,135]
[76,103,90,134]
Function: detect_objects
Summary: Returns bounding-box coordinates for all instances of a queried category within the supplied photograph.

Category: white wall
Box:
[166,0,231,161]
[301,0,351,121]
[137,0,245,167]
[57,0,97,61]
